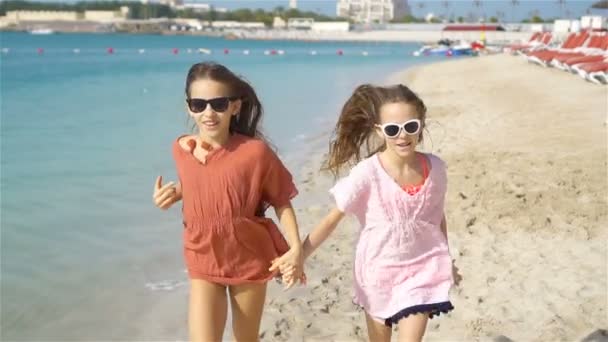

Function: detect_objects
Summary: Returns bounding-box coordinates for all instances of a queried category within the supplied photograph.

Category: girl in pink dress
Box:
[272,84,459,341]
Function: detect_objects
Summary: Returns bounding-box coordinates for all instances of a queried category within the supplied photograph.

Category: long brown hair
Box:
[324,84,427,176]
[185,62,266,141]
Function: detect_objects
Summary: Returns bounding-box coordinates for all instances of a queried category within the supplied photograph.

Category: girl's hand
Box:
[277,261,307,287]
[270,247,305,290]
[153,176,180,210]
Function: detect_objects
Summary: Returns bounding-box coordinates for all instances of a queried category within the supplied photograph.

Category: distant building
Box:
[289,0,297,10]
[159,0,184,8]
[287,17,314,30]
[175,3,211,13]
[311,21,350,32]
[336,0,410,23]
[84,9,128,22]
[211,21,265,29]
[5,10,79,21]
[273,16,287,29]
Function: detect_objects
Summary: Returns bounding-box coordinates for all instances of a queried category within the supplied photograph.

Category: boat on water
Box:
[413,39,478,57]
[29,28,54,35]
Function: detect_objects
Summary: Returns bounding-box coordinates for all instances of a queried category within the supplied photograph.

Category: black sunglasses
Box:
[186,96,238,113]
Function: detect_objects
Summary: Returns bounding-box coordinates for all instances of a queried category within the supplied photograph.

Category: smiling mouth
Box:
[396,141,412,148]
[201,120,219,128]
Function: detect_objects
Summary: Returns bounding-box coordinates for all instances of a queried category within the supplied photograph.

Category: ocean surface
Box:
[0,31,453,340]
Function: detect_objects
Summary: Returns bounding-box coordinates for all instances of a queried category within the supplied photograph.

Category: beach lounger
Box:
[506,32,542,54]
[571,59,608,84]
[550,34,608,71]
[526,31,589,67]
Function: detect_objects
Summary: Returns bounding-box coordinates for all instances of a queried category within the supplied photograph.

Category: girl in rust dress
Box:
[153,62,304,342]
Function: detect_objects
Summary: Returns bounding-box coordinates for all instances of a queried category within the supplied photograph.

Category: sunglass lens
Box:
[209,98,230,112]
[383,125,400,137]
[404,121,420,134]
[189,99,207,113]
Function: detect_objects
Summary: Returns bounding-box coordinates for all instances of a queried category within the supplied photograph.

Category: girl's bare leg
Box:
[365,311,392,342]
[397,312,429,342]
[228,282,267,342]
[188,279,228,342]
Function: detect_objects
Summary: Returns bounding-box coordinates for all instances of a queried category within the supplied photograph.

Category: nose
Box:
[201,104,218,118]
[396,127,408,139]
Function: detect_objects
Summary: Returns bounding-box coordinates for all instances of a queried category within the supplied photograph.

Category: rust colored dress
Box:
[172,133,298,285]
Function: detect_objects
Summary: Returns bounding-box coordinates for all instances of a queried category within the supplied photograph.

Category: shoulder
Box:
[174,134,195,154]
[235,134,270,152]
[424,153,446,173]
[424,153,448,188]
[352,155,376,174]
[232,134,275,158]
[233,134,278,162]
[342,155,376,184]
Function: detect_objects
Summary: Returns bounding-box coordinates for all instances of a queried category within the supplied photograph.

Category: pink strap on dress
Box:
[402,153,428,195]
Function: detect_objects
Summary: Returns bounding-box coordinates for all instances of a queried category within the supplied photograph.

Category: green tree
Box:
[392,14,423,23]
[592,0,608,9]
[530,15,544,23]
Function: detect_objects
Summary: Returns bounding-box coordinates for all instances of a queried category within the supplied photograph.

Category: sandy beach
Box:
[261,54,607,341]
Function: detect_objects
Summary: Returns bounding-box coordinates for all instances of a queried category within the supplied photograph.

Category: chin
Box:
[197,125,225,137]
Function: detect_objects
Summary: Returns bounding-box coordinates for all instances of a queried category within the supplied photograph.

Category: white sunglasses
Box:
[376,119,421,138]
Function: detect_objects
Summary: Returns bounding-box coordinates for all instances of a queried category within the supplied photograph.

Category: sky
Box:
[12,0,608,21]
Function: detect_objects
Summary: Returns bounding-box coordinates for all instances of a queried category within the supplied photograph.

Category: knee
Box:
[232,328,260,342]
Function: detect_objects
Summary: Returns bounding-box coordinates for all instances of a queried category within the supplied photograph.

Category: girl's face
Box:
[376,102,422,158]
[186,78,241,140]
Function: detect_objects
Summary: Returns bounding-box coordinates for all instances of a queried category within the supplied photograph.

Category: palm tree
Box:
[496,10,505,23]
[473,0,484,22]
[592,0,608,9]
[441,1,450,21]
[528,9,540,22]
[557,0,566,19]
[510,0,519,23]
[415,2,425,19]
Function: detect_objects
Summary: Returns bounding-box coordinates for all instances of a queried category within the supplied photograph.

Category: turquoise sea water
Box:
[0,32,451,340]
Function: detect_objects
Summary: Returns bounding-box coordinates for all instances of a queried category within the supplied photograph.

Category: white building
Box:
[174,3,211,13]
[287,17,314,30]
[84,9,128,22]
[273,16,287,29]
[311,21,350,32]
[289,0,297,10]
[336,0,410,23]
[159,0,184,7]
[211,21,265,29]
[5,10,79,21]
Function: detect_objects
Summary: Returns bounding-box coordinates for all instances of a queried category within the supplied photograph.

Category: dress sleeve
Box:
[261,147,298,210]
[329,163,369,215]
